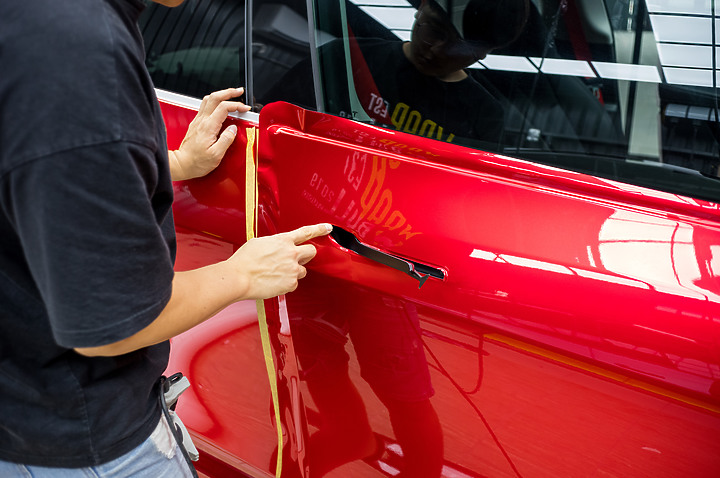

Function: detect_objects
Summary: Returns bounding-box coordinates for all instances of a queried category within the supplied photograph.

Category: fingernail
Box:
[227,124,237,135]
[325,224,333,233]
[236,87,244,93]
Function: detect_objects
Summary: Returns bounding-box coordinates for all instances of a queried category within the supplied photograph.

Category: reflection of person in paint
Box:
[287,276,442,478]
[272,0,530,150]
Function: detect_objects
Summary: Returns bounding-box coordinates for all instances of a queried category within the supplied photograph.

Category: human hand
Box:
[169,87,252,181]
[227,224,333,300]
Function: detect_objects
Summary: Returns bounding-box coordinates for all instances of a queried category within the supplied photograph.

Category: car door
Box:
[255,0,720,477]
[257,103,720,478]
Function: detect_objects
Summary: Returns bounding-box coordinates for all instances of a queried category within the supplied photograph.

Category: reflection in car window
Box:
[299,0,720,203]
[251,0,316,109]
[139,0,245,100]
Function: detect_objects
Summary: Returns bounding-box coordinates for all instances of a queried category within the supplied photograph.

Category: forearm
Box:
[74,224,330,357]
[75,261,247,357]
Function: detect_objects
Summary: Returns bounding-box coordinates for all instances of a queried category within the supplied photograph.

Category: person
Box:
[271,0,529,149]
[0,0,330,476]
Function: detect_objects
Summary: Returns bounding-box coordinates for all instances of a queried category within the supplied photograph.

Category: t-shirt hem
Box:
[0,409,162,468]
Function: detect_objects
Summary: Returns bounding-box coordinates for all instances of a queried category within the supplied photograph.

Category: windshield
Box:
[299,0,720,203]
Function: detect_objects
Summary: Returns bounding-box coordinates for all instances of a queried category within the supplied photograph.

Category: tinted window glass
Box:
[139,0,245,99]
[301,0,720,203]
[252,0,316,109]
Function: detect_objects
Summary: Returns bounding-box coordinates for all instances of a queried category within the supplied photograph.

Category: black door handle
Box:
[329,226,444,288]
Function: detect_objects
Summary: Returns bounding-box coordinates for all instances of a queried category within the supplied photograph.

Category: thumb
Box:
[212,124,238,156]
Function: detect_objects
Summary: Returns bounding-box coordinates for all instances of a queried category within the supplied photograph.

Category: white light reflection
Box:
[351,0,409,6]
[278,295,291,336]
[468,248,649,288]
[392,30,412,41]
[479,54,538,73]
[663,67,716,88]
[633,324,699,344]
[467,209,717,300]
[348,1,413,41]
[466,61,486,70]
[470,249,498,261]
[658,44,714,69]
[358,6,415,31]
[529,57,596,77]
[586,245,597,268]
[646,0,713,15]
[649,15,714,45]
[591,62,661,83]
[598,210,707,296]
[501,254,574,275]
[573,269,650,289]
[377,461,401,476]
[711,245,720,273]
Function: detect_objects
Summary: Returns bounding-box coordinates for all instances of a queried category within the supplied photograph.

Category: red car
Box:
[140,0,720,476]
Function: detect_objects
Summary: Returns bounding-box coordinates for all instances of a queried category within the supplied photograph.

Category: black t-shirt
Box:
[0,0,175,467]
[344,39,504,148]
[274,38,504,150]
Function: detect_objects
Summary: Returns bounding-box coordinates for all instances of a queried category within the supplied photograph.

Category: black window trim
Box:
[306,0,325,112]
[245,0,254,108]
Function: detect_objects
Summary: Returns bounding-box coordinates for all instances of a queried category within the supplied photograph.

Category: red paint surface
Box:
[162,100,720,478]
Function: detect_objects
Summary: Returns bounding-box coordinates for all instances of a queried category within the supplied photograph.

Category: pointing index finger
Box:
[288,223,333,245]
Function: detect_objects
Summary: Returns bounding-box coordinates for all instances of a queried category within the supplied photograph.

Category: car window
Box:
[251,0,316,109]
[295,0,720,203]
[139,0,245,100]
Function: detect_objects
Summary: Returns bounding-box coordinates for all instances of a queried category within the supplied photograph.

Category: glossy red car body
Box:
[159,92,720,477]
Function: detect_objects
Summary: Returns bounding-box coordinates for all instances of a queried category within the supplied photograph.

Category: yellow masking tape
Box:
[245,127,283,477]
[245,127,256,241]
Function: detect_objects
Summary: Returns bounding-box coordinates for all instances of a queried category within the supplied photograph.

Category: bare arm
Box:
[75,224,332,357]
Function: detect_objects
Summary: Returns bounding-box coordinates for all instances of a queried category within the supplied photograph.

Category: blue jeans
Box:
[0,416,195,477]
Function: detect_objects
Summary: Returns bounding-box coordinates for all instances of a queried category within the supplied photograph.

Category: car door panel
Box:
[159,95,720,478]
[257,101,720,477]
